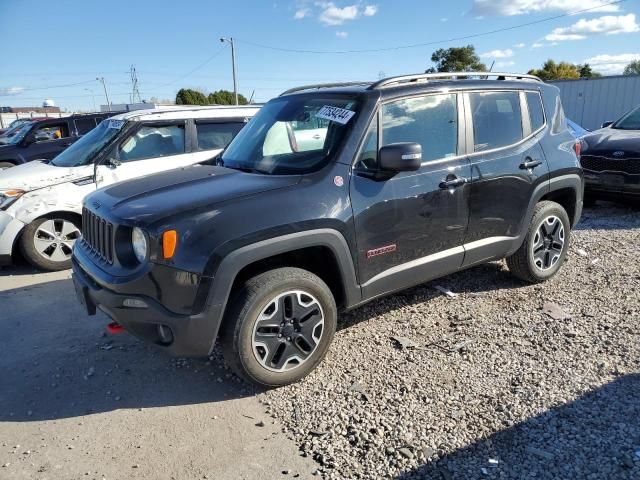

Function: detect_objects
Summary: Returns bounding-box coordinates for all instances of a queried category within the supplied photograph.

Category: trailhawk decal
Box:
[315,105,356,125]
[366,244,397,259]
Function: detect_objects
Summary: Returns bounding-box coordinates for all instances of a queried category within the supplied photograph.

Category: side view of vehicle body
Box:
[72,72,583,387]
[580,104,640,205]
[0,105,259,270]
[0,112,118,169]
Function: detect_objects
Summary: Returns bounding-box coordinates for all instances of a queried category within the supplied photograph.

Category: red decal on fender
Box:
[366,244,397,259]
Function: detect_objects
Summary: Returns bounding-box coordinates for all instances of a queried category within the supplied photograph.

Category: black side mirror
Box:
[379,143,422,172]
[601,121,613,128]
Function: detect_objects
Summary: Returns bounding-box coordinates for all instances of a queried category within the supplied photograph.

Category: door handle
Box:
[439,176,468,189]
[312,134,322,139]
[520,158,542,170]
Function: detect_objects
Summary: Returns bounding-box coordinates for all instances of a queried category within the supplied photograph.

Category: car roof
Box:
[279,72,547,100]
[110,105,261,122]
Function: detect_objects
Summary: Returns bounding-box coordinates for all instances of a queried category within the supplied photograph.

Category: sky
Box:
[1,0,639,111]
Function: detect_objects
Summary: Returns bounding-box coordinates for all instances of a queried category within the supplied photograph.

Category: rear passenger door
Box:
[193,119,247,155]
[351,92,472,299]
[462,90,549,266]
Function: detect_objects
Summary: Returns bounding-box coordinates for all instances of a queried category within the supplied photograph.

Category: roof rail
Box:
[280,81,371,96]
[369,72,542,89]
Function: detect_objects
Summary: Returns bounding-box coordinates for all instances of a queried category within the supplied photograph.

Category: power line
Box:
[235,0,629,54]
[144,45,228,92]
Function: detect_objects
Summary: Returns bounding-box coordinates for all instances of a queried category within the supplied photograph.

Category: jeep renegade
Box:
[72,72,583,387]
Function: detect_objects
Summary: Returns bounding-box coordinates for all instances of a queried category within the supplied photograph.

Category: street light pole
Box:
[220,37,238,105]
[96,77,111,111]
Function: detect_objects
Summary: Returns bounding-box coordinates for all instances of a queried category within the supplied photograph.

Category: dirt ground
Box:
[0,268,317,480]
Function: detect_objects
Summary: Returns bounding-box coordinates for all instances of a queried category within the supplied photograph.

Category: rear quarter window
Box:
[526,92,545,132]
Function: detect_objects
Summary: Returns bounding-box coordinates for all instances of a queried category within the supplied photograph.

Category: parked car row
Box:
[3,71,637,387]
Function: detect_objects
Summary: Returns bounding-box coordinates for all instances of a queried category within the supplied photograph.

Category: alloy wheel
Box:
[33,219,81,263]
[251,290,325,372]
[531,215,565,271]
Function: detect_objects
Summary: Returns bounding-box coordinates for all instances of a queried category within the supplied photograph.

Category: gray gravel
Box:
[261,202,640,479]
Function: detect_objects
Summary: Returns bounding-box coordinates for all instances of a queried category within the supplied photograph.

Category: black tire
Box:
[506,201,571,283]
[220,267,337,387]
[0,161,15,170]
[19,215,82,271]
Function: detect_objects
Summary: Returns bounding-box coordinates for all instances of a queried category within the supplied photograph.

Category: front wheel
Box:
[506,201,571,283]
[0,162,15,170]
[19,216,82,271]
[220,267,337,387]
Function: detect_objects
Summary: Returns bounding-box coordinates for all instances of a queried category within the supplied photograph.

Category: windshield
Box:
[221,94,361,175]
[613,106,640,130]
[4,122,34,145]
[51,119,123,167]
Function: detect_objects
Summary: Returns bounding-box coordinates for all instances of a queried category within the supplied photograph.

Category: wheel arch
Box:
[201,229,361,333]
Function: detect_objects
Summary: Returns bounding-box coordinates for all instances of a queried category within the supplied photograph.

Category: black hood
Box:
[89,164,301,225]
[582,128,640,157]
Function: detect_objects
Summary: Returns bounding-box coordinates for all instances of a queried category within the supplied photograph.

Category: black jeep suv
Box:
[72,72,583,386]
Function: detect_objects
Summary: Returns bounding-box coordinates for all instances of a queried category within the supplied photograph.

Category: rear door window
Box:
[117,123,186,162]
[469,91,523,152]
[196,121,245,151]
[526,92,545,132]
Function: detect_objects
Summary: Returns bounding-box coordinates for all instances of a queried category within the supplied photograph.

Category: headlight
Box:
[0,189,25,210]
[131,227,148,263]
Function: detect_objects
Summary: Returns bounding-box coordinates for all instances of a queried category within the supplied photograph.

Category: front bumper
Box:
[72,257,224,357]
[584,170,640,198]
[0,211,25,265]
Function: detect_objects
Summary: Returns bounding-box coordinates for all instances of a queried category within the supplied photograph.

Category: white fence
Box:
[0,112,73,130]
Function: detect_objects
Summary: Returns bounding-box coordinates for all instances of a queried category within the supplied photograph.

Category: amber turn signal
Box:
[162,230,178,259]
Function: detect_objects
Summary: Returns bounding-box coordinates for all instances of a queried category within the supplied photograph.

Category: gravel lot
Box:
[262,202,640,479]
[0,202,638,480]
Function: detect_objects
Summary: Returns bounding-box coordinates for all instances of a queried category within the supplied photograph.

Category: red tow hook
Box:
[107,322,125,335]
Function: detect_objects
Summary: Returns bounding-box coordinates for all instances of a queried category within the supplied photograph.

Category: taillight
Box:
[573,140,581,160]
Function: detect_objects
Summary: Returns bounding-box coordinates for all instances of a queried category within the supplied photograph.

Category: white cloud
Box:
[0,87,25,96]
[545,14,639,41]
[294,8,309,19]
[315,2,377,25]
[318,3,359,25]
[514,42,526,48]
[531,43,545,48]
[363,5,378,16]
[336,30,348,37]
[472,0,619,16]
[583,53,640,75]
[480,48,514,58]
[440,17,448,22]
[495,61,516,68]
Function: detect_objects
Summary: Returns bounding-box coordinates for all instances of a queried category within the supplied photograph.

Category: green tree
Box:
[426,45,487,73]
[577,63,602,78]
[207,89,249,105]
[528,60,580,81]
[175,88,208,105]
[623,60,640,75]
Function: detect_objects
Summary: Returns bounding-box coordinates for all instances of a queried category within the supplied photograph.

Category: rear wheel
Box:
[506,201,571,283]
[220,267,337,387]
[19,215,82,271]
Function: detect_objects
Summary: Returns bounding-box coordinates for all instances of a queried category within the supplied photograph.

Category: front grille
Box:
[581,155,640,174]
[81,207,114,264]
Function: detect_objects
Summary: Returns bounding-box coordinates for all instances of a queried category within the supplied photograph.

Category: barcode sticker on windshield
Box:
[315,106,356,125]
[108,119,125,129]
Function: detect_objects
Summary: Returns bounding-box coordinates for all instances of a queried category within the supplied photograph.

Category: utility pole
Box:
[96,77,111,111]
[220,37,238,105]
